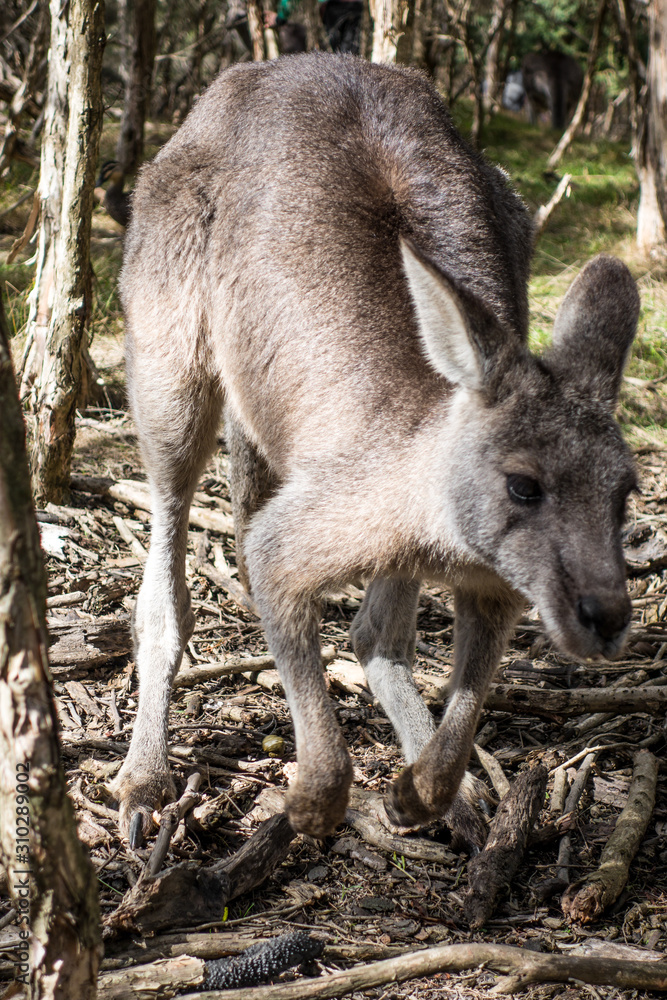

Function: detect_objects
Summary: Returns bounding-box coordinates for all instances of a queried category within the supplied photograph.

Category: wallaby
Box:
[114,53,640,850]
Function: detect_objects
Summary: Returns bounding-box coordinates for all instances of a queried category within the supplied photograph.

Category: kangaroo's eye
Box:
[507,474,542,504]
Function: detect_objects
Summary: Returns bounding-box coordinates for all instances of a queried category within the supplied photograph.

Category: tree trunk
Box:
[261,0,280,58]
[0,0,49,174]
[547,0,607,169]
[19,0,69,409]
[410,0,429,68]
[0,292,102,998]
[247,0,266,60]
[302,0,324,50]
[116,0,157,173]
[636,0,667,251]
[24,0,106,506]
[369,0,414,63]
[482,0,511,115]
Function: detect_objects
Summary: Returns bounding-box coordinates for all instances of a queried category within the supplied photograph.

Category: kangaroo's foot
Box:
[285,755,354,839]
[110,763,177,848]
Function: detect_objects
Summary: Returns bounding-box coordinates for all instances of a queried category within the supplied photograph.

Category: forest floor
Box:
[10,400,666,1000]
[1,110,667,999]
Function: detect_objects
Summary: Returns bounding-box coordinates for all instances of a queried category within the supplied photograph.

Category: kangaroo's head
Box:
[402,241,640,660]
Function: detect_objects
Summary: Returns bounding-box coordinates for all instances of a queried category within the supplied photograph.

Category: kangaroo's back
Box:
[122,56,533,468]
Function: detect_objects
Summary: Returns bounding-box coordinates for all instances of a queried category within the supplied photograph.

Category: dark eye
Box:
[507,474,542,504]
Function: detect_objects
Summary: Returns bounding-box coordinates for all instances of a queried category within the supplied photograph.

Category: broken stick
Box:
[533,173,572,235]
[173,645,337,690]
[143,773,202,874]
[556,750,597,886]
[561,749,658,924]
[463,764,547,929]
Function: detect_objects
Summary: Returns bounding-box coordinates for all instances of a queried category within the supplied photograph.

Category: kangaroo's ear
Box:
[547,255,640,408]
[400,237,508,393]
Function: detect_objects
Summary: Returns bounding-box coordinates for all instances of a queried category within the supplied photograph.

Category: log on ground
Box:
[174,940,667,1000]
[561,749,659,924]
[484,684,667,716]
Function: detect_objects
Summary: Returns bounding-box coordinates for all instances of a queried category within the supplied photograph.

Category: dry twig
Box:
[143,773,202,877]
[533,174,572,235]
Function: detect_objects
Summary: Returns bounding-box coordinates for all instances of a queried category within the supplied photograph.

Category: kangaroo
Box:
[113,53,639,850]
[521,51,584,131]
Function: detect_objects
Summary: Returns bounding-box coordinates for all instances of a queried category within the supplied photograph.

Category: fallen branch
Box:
[484,684,667,717]
[102,931,403,971]
[104,813,297,938]
[173,645,337,690]
[113,515,147,562]
[71,475,235,536]
[48,616,132,673]
[173,941,667,1000]
[556,750,597,886]
[196,560,259,617]
[561,750,658,924]
[345,787,457,864]
[533,174,572,236]
[253,786,457,864]
[473,743,510,799]
[99,954,206,998]
[103,863,230,937]
[99,933,323,998]
[212,813,297,899]
[464,765,547,929]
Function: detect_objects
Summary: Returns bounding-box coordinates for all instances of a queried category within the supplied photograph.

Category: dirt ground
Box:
[2,334,667,998]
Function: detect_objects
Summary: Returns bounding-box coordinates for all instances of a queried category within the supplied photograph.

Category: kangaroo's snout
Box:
[576,592,631,647]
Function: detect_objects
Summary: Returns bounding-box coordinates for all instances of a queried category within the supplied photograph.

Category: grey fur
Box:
[113,54,639,846]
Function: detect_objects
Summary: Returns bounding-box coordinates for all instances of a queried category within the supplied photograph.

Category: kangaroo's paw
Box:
[444,772,495,853]
[384,768,494,853]
[383,762,441,829]
[110,765,177,848]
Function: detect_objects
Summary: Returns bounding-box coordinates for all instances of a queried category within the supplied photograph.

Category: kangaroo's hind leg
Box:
[111,342,223,846]
[225,405,279,591]
[351,578,491,850]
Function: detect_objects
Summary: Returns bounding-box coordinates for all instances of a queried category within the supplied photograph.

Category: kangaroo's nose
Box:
[576,594,631,642]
